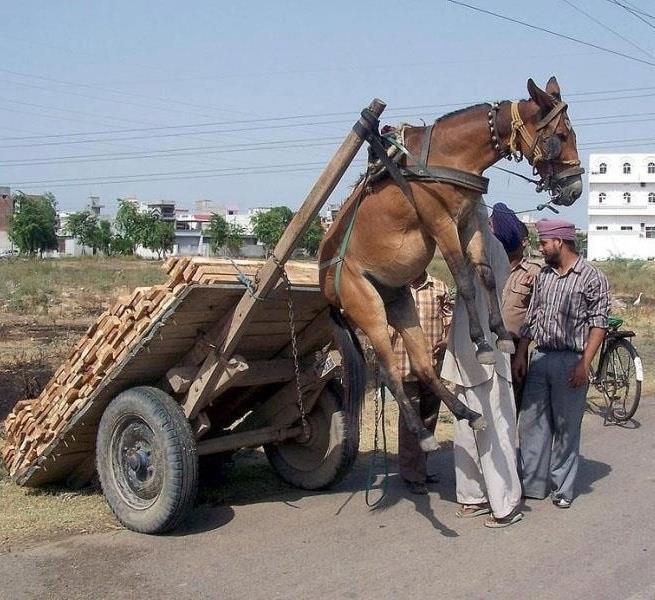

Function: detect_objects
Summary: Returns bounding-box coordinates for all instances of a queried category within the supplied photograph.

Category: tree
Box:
[208,213,229,254]
[143,219,175,259]
[225,222,245,257]
[114,199,151,254]
[66,210,100,255]
[9,192,58,256]
[96,220,114,256]
[301,217,324,256]
[251,206,293,255]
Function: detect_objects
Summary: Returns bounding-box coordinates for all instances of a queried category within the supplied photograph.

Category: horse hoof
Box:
[471,415,487,431]
[497,339,515,354]
[476,349,495,364]
[419,433,439,452]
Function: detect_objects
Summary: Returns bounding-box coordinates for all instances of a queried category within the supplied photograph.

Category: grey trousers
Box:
[518,349,589,501]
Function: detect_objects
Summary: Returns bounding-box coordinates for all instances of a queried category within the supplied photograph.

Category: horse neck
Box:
[490,99,542,168]
[426,104,507,175]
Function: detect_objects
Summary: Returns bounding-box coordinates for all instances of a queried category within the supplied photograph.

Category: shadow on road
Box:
[182,443,463,538]
[576,454,612,497]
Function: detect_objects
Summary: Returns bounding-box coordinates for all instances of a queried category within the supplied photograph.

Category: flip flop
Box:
[456,504,492,518]
[484,510,523,528]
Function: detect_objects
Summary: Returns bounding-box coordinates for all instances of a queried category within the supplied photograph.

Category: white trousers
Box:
[453,374,521,519]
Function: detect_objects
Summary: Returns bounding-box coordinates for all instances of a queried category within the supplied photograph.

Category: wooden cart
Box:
[2,99,386,533]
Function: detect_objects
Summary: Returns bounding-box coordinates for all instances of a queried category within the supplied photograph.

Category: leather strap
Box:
[401,165,489,194]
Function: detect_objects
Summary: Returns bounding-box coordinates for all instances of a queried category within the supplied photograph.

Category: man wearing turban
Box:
[490,203,541,413]
[513,219,610,509]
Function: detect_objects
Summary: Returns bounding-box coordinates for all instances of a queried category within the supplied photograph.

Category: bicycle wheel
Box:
[600,338,642,422]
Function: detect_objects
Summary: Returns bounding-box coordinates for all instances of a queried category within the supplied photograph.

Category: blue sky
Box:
[3,0,655,226]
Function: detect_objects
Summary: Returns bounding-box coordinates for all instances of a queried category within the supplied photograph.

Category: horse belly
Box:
[354,228,435,287]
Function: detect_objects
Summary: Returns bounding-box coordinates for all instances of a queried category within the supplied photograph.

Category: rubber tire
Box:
[264,382,358,490]
[96,386,198,534]
[600,338,641,422]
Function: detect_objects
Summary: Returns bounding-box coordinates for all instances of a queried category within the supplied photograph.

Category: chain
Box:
[272,255,308,435]
[365,365,388,508]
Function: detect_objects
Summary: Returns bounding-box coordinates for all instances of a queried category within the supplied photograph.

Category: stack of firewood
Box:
[1,257,318,479]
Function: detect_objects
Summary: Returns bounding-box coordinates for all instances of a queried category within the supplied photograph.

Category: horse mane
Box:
[435,103,490,124]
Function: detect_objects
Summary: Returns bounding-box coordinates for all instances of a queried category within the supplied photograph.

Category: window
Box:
[599,192,606,204]
[647,226,655,239]
[596,226,608,230]
[624,192,631,203]
[623,162,632,174]
[599,162,607,174]
[650,193,655,204]
[649,162,655,174]
[621,226,633,231]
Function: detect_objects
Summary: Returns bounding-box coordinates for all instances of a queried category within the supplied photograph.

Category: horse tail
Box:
[329,306,366,456]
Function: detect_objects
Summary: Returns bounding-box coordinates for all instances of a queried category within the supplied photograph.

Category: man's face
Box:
[538,237,563,266]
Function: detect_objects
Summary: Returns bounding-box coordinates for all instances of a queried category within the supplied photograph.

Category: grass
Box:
[0,254,651,549]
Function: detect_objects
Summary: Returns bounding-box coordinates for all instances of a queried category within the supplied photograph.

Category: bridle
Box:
[488,100,585,198]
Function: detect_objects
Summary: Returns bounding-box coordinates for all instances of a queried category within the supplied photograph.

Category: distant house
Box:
[0,186,13,252]
[587,153,655,260]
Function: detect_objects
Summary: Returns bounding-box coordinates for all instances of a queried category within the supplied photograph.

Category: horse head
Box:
[525,76,583,206]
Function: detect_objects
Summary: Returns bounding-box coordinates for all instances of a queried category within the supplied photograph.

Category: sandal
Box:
[456,503,492,518]
[484,509,523,529]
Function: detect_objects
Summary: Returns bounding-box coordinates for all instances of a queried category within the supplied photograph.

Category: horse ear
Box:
[545,76,562,101]
[527,78,556,111]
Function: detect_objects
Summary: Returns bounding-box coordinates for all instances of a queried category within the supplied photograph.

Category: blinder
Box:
[544,134,562,161]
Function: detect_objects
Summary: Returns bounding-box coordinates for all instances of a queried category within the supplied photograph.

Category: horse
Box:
[319,77,583,451]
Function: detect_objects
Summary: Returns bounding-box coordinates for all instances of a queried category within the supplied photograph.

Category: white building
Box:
[587,153,655,260]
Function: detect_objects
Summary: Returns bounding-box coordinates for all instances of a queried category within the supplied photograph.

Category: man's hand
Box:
[512,353,528,383]
[568,359,590,388]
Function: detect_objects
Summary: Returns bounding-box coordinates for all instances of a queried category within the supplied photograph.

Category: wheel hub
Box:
[126,448,151,476]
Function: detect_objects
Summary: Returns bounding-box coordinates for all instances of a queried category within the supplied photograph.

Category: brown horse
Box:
[319,77,583,451]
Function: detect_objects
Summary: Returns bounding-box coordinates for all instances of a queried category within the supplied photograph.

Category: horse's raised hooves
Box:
[471,415,487,431]
[419,433,439,452]
[496,338,516,354]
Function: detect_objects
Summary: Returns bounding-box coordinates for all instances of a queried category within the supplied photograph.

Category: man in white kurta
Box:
[441,223,523,527]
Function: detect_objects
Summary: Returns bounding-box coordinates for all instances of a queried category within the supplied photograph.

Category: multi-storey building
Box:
[587,153,655,260]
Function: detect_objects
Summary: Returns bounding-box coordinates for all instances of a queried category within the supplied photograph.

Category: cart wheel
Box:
[265,382,358,490]
[96,386,198,534]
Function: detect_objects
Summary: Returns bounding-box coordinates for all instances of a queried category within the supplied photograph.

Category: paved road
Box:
[1,400,654,600]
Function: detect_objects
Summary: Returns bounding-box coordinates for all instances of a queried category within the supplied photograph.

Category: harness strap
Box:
[401,164,489,194]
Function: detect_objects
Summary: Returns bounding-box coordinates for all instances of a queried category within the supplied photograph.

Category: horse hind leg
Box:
[338,270,438,451]
[385,292,486,431]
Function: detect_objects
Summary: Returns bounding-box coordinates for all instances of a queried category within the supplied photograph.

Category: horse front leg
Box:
[459,210,515,354]
[432,221,496,364]
[338,268,438,452]
[386,294,486,431]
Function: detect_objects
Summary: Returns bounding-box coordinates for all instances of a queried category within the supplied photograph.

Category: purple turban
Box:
[490,203,526,253]
[535,219,576,241]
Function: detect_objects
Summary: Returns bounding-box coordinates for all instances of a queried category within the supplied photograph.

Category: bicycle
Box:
[588,316,643,425]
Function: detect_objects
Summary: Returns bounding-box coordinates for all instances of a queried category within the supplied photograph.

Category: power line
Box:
[4,90,655,150]
[446,0,655,68]
[607,0,655,30]
[562,0,655,59]
[6,111,655,168]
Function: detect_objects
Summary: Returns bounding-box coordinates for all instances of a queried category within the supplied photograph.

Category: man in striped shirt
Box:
[390,272,452,495]
[513,219,610,508]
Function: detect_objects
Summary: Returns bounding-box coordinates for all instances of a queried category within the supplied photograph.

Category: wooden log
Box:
[196,425,303,456]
